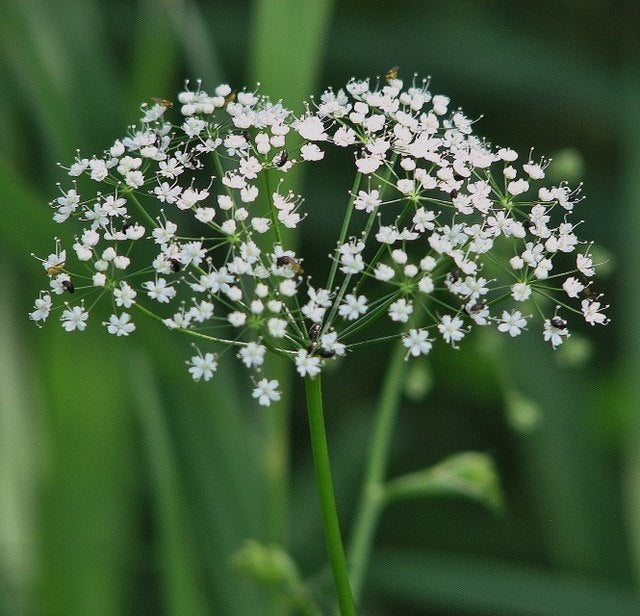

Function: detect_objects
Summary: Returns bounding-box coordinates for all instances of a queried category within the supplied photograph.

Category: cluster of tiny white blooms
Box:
[30,74,609,402]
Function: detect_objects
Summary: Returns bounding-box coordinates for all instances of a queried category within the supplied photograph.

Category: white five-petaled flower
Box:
[295,349,321,377]
[143,278,176,303]
[188,352,218,381]
[252,378,281,406]
[61,304,89,332]
[238,342,266,369]
[105,313,135,336]
[497,310,527,337]
[29,294,52,323]
[338,294,368,321]
[581,299,609,325]
[438,315,466,346]
[403,329,433,357]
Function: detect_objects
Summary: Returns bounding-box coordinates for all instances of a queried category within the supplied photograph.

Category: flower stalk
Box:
[347,314,418,602]
[304,375,356,616]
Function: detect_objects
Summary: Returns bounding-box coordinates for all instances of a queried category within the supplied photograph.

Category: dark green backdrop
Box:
[1,1,639,614]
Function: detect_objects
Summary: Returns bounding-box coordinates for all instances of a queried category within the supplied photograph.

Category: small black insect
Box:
[62,279,75,294]
[550,316,567,329]
[169,258,182,273]
[274,150,288,167]
[448,269,461,284]
[318,348,336,359]
[467,300,486,314]
[308,322,321,341]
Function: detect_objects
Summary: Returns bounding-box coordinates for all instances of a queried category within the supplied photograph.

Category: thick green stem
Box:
[304,376,356,616]
[347,315,416,602]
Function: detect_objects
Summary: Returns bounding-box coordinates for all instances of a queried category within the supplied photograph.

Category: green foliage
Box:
[384,452,504,513]
[1,0,638,614]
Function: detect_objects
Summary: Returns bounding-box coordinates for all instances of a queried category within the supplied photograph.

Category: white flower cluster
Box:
[30,75,609,402]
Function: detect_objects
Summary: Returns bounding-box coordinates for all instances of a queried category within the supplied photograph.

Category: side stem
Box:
[304,376,356,616]
[347,319,414,602]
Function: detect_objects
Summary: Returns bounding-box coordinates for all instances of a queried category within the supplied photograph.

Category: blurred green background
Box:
[1,1,639,614]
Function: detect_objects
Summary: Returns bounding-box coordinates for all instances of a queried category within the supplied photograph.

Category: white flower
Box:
[238,342,266,369]
[511,282,532,302]
[279,279,297,297]
[338,294,368,320]
[228,311,247,327]
[507,179,529,196]
[355,155,383,175]
[187,352,218,381]
[403,329,432,357]
[61,305,89,332]
[562,277,585,298]
[320,331,346,356]
[497,310,527,337]
[376,225,398,244]
[252,217,271,233]
[543,319,570,349]
[413,207,436,232]
[418,276,434,294]
[388,298,413,323]
[267,318,287,338]
[294,115,327,141]
[32,75,609,382]
[577,254,595,277]
[142,278,176,303]
[295,349,321,377]
[300,143,324,161]
[396,179,415,194]
[29,294,52,323]
[391,249,407,264]
[498,148,518,162]
[438,314,466,346]
[581,299,608,325]
[114,281,137,308]
[374,264,395,281]
[354,189,381,213]
[252,378,281,406]
[523,162,545,180]
[105,313,135,336]
[333,126,357,146]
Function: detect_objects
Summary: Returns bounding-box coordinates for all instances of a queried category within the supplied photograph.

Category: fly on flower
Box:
[276,255,303,276]
[385,66,399,82]
[151,97,174,108]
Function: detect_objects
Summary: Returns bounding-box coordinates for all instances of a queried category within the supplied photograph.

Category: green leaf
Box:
[368,548,640,616]
[129,356,210,616]
[248,0,334,110]
[384,451,504,512]
[233,540,323,616]
[0,279,40,616]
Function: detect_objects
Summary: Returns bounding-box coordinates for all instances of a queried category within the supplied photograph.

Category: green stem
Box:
[347,313,417,602]
[304,376,356,616]
[326,172,362,292]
